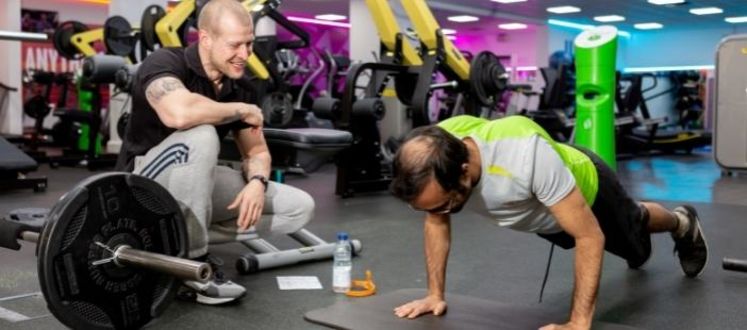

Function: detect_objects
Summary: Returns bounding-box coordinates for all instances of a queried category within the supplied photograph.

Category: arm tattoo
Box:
[145,77,185,103]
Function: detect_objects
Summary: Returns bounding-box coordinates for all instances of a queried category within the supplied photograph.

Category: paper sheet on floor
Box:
[276,276,323,290]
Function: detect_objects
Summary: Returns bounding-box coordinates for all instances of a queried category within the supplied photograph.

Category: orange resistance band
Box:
[346,270,376,297]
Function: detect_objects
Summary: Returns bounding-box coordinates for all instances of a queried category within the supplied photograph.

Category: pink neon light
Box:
[287,16,351,28]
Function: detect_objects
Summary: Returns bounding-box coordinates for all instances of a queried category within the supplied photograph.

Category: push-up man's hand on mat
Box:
[393,295,447,318]
[540,322,588,330]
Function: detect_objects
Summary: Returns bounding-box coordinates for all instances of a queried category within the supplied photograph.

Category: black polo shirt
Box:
[115,44,256,171]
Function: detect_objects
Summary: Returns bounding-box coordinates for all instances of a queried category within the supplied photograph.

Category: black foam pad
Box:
[305,289,640,330]
[0,136,38,171]
[263,128,352,148]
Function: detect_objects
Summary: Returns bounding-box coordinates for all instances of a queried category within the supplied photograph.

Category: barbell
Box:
[1,172,211,329]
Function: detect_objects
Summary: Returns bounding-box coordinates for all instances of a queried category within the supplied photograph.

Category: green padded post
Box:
[76,80,102,155]
[574,25,618,170]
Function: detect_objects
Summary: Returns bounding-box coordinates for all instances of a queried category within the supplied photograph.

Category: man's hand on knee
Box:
[228,180,266,231]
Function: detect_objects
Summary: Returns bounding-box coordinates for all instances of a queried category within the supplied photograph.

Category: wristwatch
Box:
[248,174,269,191]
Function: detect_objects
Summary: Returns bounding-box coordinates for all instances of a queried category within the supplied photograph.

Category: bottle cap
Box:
[337,232,349,241]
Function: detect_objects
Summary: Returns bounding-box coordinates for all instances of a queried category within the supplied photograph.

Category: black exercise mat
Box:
[305,289,640,330]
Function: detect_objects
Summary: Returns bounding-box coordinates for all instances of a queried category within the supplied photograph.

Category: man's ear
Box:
[198,29,211,48]
[461,163,469,174]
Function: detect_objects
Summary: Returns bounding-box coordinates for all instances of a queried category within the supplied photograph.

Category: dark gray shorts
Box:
[538,146,651,267]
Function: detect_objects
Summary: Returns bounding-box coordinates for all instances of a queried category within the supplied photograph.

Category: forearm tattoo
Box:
[145,77,186,103]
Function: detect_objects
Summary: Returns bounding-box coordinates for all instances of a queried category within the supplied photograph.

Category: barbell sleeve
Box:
[18,231,211,282]
[114,245,212,282]
[21,231,39,243]
[430,81,459,90]
[723,258,747,273]
[0,30,48,42]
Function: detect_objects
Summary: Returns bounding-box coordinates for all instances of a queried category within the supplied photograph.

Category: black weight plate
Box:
[24,95,51,119]
[469,51,507,107]
[37,172,187,330]
[104,16,137,57]
[261,92,294,127]
[141,5,165,51]
[53,21,88,60]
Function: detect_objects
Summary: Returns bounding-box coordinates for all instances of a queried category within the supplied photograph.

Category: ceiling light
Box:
[726,16,747,23]
[498,23,528,30]
[441,28,457,35]
[547,6,581,14]
[689,7,723,15]
[634,22,663,30]
[492,0,527,3]
[624,65,714,73]
[594,15,625,22]
[448,15,480,23]
[446,35,457,41]
[647,0,685,5]
[548,19,631,38]
[314,14,347,21]
[287,16,351,28]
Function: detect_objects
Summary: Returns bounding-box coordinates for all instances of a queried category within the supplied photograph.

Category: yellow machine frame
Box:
[71,28,104,57]
[365,0,422,66]
[399,0,471,81]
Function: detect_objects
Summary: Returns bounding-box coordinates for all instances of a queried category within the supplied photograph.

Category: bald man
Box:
[389,115,707,329]
[117,0,314,305]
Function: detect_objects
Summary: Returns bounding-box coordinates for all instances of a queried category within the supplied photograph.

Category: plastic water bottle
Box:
[332,232,352,293]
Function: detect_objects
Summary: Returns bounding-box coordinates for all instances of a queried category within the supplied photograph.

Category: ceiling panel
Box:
[277,0,747,31]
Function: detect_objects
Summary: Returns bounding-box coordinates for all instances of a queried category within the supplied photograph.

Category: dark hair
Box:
[389,125,469,202]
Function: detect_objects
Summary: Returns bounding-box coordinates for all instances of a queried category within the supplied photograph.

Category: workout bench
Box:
[0,83,48,193]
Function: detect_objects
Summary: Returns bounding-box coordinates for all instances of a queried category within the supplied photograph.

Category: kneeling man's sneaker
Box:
[181,255,246,305]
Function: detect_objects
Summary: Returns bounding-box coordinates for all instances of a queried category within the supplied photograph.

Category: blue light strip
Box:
[547,19,631,38]
[623,65,715,73]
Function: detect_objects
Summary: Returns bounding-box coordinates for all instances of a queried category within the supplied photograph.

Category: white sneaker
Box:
[181,255,246,305]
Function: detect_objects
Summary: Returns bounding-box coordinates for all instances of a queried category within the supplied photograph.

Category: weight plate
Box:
[260,92,294,127]
[8,207,49,231]
[469,51,508,107]
[53,21,88,60]
[24,95,51,120]
[104,16,137,57]
[141,5,166,51]
[37,172,187,330]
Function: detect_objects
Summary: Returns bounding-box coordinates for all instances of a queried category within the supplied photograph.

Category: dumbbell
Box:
[0,172,210,329]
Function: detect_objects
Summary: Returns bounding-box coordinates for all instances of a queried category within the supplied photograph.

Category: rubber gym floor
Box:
[1,150,747,329]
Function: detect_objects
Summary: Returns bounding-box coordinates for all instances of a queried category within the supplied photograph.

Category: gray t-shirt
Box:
[440,115,598,234]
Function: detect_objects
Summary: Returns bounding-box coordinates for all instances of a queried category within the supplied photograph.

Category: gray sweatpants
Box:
[133,125,314,258]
